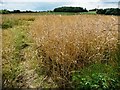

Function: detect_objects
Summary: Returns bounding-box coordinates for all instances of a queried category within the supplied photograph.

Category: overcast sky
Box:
[0,0,120,11]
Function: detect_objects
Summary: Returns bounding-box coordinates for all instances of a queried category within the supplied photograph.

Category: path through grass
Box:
[2,15,57,88]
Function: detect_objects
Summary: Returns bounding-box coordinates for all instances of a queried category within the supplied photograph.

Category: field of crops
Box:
[2,14,120,89]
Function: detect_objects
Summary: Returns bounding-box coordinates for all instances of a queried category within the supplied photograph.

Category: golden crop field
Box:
[2,14,120,89]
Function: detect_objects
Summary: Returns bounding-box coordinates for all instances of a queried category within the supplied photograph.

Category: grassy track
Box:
[2,15,57,88]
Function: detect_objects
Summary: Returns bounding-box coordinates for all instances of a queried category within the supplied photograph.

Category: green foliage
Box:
[80,11,96,15]
[2,60,24,88]
[96,8,120,15]
[89,8,97,11]
[96,9,106,14]
[2,18,21,29]
[0,9,37,14]
[12,10,20,13]
[114,43,120,83]
[72,63,120,90]
[0,9,10,14]
[2,20,13,29]
[105,8,120,15]
[54,7,88,12]
[2,16,34,29]
[13,29,29,61]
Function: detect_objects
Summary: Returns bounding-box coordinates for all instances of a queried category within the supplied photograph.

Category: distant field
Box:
[80,11,96,14]
[38,11,97,15]
[1,11,97,16]
[2,14,120,89]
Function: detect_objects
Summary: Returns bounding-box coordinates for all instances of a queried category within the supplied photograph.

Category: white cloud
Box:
[3,0,101,2]
[1,0,119,11]
[63,2,118,10]
[99,0,119,2]
[0,2,36,10]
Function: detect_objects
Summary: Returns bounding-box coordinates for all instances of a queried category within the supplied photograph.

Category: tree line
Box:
[0,7,88,14]
[0,9,38,14]
[1,7,120,15]
[53,7,88,12]
[96,8,120,15]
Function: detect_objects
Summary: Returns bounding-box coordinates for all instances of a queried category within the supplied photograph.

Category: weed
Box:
[72,63,120,90]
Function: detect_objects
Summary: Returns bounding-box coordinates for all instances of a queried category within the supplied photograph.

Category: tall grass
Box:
[30,15,119,87]
[1,14,35,29]
[2,14,119,88]
[2,15,36,88]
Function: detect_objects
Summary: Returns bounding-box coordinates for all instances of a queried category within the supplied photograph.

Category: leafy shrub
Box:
[2,18,21,29]
[72,63,120,90]
[2,20,13,29]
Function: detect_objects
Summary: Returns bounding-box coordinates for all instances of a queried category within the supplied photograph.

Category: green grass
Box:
[9,11,96,15]
[1,11,97,18]
[41,11,97,15]
[2,18,21,29]
[80,11,96,15]
[2,16,35,29]
[72,63,120,89]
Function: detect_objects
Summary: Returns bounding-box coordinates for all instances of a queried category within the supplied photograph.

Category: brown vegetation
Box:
[30,15,119,87]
